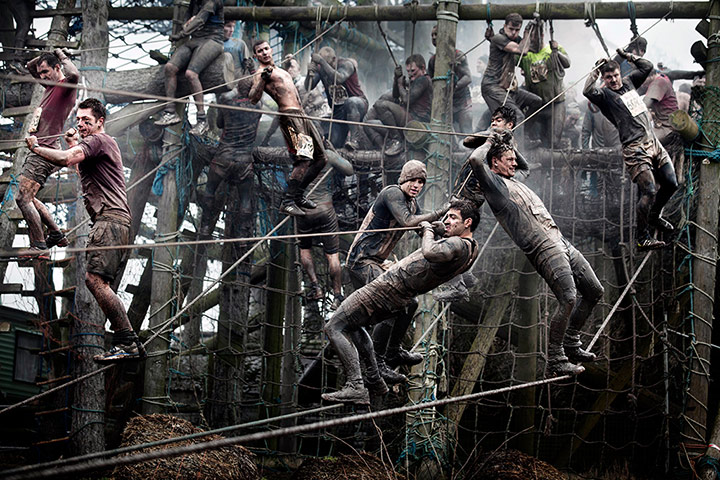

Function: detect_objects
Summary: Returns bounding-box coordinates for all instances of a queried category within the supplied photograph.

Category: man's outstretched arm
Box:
[419,223,462,263]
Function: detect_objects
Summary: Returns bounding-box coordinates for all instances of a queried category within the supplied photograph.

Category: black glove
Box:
[243,58,256,74]
[261,66,273,82]
[419,221,433,233]
[394,66,403,78]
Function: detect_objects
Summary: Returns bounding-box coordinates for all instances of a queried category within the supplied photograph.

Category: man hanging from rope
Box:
[25,98,146,363]
[467,131,604,376]
[155,0,224,136]
[324,199,479,404]
[306,46,368,150]
[429,24,473,135]
[481,13,542,146]
[249,40,328,217]
[17,49,79,258]
[584,51,678,250]
[346,160,448,385]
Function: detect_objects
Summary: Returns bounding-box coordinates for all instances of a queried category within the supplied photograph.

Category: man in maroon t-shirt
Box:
[18,49,79,258]
[26,98,145,364]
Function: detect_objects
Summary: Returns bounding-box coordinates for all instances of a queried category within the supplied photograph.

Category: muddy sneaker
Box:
[564,345,596,363]
[330,294,344,311]
[377,357,407,384]
[307,282,323,301]
[155,111,181,126]
[321,381,370,405]
[344,138,360,151]
[18,246,50,261]
[386,347,423,368]
[189,118,209,136]
[94,343,145,364]
[279,200,306,217]
[46,231,69,248]
[296,196,317,210]
[637,237,666,251]
[385,139,403,156]
[548,359,585,376]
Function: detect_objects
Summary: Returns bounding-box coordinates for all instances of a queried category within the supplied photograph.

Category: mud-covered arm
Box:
[384,187,447,226]
[181,0,220,36]
[583,65,602,101]
[454,55,472,91]
[249,70,266,104]
[467,142,509,210]
[550,42,570,69]
[327,151,354,176]
[420,227,462,263]
[55,49,79,83]
[314,56,355,85]
[25,134,85,167]
[406,75,430,106]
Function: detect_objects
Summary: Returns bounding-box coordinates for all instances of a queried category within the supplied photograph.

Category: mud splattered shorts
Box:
[347,258,385,290]
[87,216,131,283]
[168,37,223,74]
[20,152,61,187]
[296,201,339,254]
[622,136,672,182]
[279,109,327,163]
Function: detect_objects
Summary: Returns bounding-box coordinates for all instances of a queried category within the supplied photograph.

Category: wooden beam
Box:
[32,3,708,21]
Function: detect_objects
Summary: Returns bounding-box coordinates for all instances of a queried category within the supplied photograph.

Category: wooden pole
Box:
[407,3,457,478]
[513,255,539,454]
[694,1,720,477]
[70,0,108,457]
[33,3,708,22]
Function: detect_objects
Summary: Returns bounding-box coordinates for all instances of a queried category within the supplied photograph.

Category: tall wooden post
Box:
[70,0,109,457]
[407,3,457,478]
[693,1,720,477]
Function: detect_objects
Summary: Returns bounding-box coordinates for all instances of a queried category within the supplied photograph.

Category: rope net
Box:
[0,3,715,480]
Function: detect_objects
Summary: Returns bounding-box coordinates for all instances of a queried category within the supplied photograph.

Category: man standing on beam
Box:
[26,98,146,363]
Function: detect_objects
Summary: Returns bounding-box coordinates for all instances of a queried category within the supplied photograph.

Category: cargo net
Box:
[0,5,714,480]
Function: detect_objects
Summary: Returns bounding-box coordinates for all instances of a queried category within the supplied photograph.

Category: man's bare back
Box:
[249,41,301,111]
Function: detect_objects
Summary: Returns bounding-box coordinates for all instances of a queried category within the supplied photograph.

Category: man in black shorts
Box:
[26,98,145,363]
[198,75,261,237]
[347,160,448,383]
[323,200,479,404]
[296,151,353,310]
[17,49,79,257]
[156,0,224,136]
[584,52,678,250]
[467,131,604,376]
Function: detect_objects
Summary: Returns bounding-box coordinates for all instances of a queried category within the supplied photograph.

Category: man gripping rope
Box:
[467,131,604,376]
[584,51,678,250]
[17,49,79,258]
[249,40,328,217]
[323,200,479,405]
[26,99,146,363]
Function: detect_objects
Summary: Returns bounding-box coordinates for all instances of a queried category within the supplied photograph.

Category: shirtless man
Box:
[18,49,79,257]
[26,98,145,363]
[323,199,479,404]
[249,40,328,217]
[467,132,604,376]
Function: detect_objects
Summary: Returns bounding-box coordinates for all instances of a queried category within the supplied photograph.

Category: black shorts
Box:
[168,37,223,74]
[209,147,253,183]
[296,202,339,254]
[20,152,60,187]
[87,218,131,283]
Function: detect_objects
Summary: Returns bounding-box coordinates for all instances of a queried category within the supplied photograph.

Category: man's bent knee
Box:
[164,62,179,76]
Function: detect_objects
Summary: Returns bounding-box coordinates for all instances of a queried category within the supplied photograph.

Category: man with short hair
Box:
[156,0,225,136]
[306,46,368,150]
[17,49,79,258]
[25,98,145,363]
[468,132,604,376]
[429,25,473,134]
[373,54,433,156]
[222,20,251,72]
[481,13,542,142]
[584,52,678,250]
[249,40,328,217]
[323,199,479,404]
[347,160,448,384]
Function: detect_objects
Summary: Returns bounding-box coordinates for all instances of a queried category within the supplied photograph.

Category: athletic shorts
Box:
[622,136,672,182]
[20,152,60,187]
[168,37,223,74]
[209,147,253,183]
[279,109,327,163]
[296,201,339,254]
[347,258,385,290]
[87,217,131,283]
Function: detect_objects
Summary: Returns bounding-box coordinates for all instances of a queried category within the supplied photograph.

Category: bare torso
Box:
[255,65,302,111]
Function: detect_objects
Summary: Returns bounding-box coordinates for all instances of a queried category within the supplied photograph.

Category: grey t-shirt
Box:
[482,29,517,87]
[78,133,131,224]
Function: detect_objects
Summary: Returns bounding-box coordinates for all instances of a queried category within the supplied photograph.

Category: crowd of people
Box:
[15,3,704,404]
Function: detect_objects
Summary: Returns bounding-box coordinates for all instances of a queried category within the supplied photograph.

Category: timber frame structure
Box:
[0,1,719,479]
